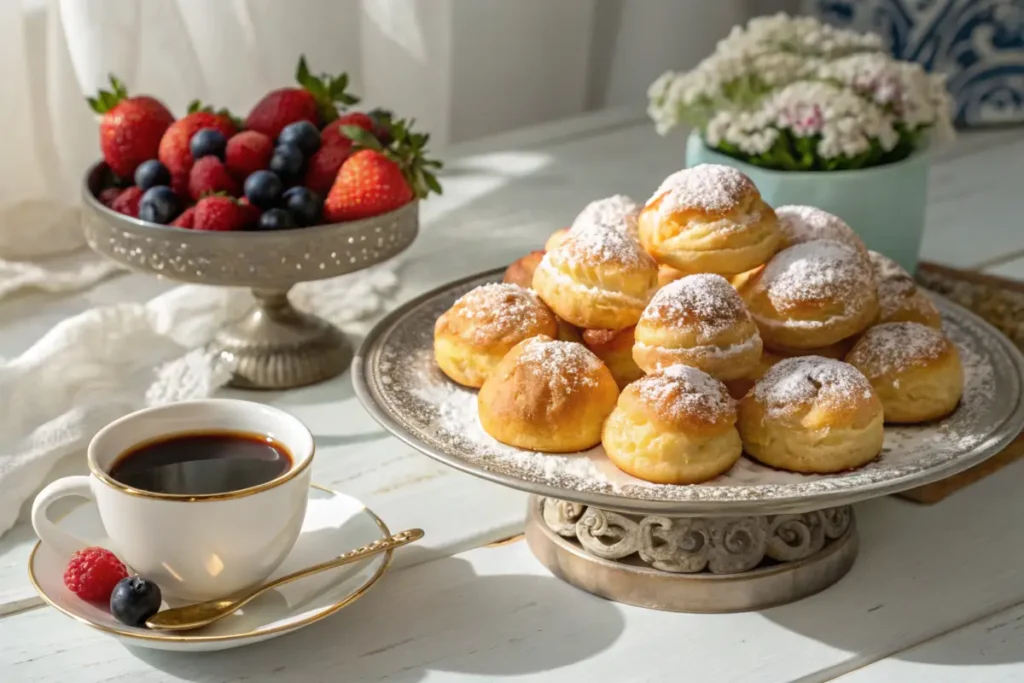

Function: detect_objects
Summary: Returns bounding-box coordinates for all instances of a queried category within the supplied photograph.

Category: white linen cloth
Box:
[0,262,401,537]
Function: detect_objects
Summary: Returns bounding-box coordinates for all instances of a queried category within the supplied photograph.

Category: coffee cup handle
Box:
[31,476,98,559]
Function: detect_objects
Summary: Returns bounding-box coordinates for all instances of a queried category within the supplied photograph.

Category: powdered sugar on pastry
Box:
[571,195,640,236]
[446,283,551,344]
[647,164,756,216]
[635,364,736,425]
[848,322,949,376]
[761,239,874,312]
[641,273,751,338]
[516,337,604,391]
[558,224,655,270]
[776,205,865,252]
[753,356,875,418]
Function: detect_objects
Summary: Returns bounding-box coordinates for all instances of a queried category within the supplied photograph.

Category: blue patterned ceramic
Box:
[686,132,929,272]
[808,0,1024,126]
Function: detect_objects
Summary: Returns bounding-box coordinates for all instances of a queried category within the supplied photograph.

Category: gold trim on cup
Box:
[88,401,316,502]
[26,484,392,644]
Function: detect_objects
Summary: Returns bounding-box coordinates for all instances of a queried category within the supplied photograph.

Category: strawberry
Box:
[110,187,144,217]
[323,118,442,221]
[304,143,353,196]
[321,112,374,148]
[245,56,359,139]
[88,76,174,178]
[98,187,122,207]
[225,131,273,179]
[238,197,262,228]
[193,195,249,231]
[170,206,196,228]
[188,157,240,200]
[158,101,238,179]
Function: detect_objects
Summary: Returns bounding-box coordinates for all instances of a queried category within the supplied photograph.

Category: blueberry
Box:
[138,186,180,224]
[189,128,227,160]
[278,121,321,156]
[257,208,297,230]
[243,170,284,209]
[269,144,305,180]
[134,160,170,190]
[110,576,162,627]
[284,187,322,226]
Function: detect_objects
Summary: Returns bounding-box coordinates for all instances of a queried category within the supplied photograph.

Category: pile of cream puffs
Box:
[432,164,964,485]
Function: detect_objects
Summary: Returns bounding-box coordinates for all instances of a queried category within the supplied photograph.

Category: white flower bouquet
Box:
[648,14,954,171]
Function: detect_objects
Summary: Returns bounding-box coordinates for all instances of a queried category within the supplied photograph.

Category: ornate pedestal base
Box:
[525,496,857,613]
[215,288,352,390]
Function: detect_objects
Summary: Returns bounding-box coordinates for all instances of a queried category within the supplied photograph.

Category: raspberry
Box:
[63,547,128,602]
[188,156,240,201]
[225,131,274,180]
[98,187,122,207]
[110,187,144,217]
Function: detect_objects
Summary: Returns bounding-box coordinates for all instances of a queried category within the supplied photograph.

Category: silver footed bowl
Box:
[82,162,418,390]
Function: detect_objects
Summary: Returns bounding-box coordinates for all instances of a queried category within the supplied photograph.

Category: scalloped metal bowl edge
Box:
[82,161,419,289]
[353,267,1024,516]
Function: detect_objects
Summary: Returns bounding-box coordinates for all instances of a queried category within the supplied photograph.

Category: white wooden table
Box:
[2,109,1023,682]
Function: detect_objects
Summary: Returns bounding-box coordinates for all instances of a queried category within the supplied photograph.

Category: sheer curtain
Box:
[0,0,780,278]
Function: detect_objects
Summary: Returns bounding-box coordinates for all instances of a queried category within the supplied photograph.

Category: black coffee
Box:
[109,431,292,495]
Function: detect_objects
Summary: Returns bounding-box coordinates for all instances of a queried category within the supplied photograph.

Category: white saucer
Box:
[29,484,392,652]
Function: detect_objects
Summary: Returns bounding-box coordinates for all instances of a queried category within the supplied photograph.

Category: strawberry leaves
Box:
[87,75,130,114]
[340,118,443,199]
[186,100,243,129]
[295,55,360,123]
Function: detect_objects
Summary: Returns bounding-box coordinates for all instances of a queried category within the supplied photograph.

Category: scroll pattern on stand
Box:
[541,498,853,575]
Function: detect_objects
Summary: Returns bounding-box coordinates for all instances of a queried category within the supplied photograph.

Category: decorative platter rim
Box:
[353,267,1024,516]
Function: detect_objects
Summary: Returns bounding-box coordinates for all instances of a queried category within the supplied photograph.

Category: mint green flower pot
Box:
[685,132,930,273]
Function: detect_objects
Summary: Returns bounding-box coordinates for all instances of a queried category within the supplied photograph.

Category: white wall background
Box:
[1,0,799,256]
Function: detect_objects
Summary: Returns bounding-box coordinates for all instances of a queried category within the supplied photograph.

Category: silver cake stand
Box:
[82,162,418,390]
[353,267,1024,612]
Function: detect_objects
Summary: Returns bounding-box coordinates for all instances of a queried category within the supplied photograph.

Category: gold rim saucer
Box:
[26,484,392,644]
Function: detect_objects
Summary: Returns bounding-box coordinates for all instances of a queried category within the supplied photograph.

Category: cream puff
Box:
[434,283,558,388]
[639,164,781,276]
[478,335,619,452]
[845,322,963,423]
[545,228,570,253]
[724,349,785,400]
[633,273,762,381]
[657,264,686,289]
[503,250,545,289]
[739,239,879,349]
[532,224,659,330]
[571,194,641,238]
[602,364,742,484]
[868,251,942,329]
[582,326,644,389]
[738,356,884,473]
[775,205,868,255]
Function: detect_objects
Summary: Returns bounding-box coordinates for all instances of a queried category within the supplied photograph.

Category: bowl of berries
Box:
[81,59,441,389]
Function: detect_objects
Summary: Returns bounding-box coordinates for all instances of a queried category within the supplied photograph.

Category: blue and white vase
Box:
[806,0,1024,127]
[685,132,930,273]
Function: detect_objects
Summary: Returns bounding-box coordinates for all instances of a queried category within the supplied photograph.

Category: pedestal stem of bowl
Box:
[214,286,353,390]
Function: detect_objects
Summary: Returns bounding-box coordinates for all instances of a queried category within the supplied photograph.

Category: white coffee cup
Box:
[32,399,315,601]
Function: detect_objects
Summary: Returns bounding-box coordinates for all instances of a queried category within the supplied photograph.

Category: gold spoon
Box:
[145,528,424,631]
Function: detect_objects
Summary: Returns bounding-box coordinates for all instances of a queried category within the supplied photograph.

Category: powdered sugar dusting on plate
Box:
[761,239,874,313]
[363,270,1020,509]
[571,195,640,237]
[647,164,755,216]
[847,322,949,377]
[776,205,865,252]
[752,356,875,418]
[641,273,751,339]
